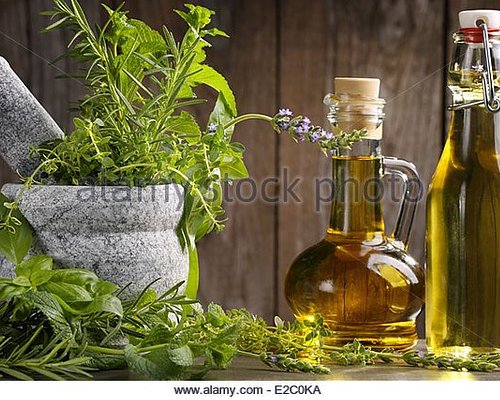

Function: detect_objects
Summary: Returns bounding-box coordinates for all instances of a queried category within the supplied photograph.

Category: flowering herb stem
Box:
[222,113,273,130]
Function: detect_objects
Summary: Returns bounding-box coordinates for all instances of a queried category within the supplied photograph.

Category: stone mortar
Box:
[0,184,189,295]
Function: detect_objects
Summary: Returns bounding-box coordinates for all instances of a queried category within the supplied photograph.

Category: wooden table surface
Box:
[94,341,500,381]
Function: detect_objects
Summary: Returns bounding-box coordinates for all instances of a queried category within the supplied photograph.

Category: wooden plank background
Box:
[1,0,497,334]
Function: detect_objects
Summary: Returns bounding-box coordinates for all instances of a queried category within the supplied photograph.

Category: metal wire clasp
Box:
[449,22,500,113]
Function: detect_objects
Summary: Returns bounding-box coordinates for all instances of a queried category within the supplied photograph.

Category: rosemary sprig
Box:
[0,326,92,380]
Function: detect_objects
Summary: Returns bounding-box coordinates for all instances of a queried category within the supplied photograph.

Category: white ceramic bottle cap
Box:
[459,10,500,29]
[334,77,380,98]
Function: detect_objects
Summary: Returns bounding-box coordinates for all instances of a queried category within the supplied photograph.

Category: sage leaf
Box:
[83,352,127,371]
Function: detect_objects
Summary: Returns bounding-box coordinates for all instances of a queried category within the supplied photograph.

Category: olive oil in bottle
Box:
[426,9,500,353]
[285,78,424,351]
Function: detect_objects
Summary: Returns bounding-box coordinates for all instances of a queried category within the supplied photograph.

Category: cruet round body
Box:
[285,77,425,351]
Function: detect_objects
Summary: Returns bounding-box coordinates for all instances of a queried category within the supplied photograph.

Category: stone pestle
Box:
[0,56,65,178]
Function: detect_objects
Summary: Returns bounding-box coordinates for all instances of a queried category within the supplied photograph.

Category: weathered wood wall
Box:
[1,0,497,333]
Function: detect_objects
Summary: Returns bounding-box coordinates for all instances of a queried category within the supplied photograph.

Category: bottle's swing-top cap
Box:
[334,77,380,98]
[459,9,500,29]
[332,77,384,140]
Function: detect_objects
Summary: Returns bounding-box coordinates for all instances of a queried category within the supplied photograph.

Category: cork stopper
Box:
[334,77,380,98]
[328,77,384,140]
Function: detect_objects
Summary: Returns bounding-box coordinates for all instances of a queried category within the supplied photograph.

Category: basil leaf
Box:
[81,294,123,316]
[12,276,31,287]
[42,282,94,303]
[208,91,236,136]
[184,240,199,300]
[189,65,237,117]
[51,269,100,289]
[94,280,118,296]
[219,154,249,180]
[0,194,33,265]
[0,281,28,301]
[16,255,54,287]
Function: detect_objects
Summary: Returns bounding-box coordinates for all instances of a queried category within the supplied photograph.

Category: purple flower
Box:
[300,122,311,132]
[327,149,335,157]
[278,108,293,117]
[278,121,290,131]
[417,350,426,358]
[324,131,334,140]
[302,117,311,125]
[208,122,217,133]
[310,132,321,143]
[295,126,306,134]
[297,134,306,142]
[270,356,280,363]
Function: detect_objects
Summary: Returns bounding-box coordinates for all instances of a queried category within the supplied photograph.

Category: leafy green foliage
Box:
[2,255,500,380]
[0,194,32,265]
[2,0,494,382]
[0,243,124,379]
[1,1,368,298]
[1,199,498,379]
[35,1,249,295]
[0,326,93,381]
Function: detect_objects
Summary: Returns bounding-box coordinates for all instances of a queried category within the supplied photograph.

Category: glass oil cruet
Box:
[285,77,425,350]
[427,10,500,354]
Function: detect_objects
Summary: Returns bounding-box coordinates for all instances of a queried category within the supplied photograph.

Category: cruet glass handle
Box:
[382,157,422,248]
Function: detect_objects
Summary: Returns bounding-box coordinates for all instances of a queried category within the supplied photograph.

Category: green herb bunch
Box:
[2,204,500,380]
[26,1,363,298]
[29,1,245,297]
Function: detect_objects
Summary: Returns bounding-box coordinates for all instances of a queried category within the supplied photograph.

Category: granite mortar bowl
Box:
[0,183,189,295]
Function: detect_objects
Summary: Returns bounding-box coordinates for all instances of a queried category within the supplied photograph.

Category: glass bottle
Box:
[426,10,500,353]
[285,77,425,351]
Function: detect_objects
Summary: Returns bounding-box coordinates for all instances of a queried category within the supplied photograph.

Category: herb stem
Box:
[138,343,172,353]
[86,342,177,356]
[85,345,123,356]
[237,350,261,358]
[223,113,273,130]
